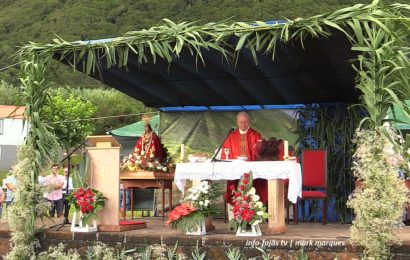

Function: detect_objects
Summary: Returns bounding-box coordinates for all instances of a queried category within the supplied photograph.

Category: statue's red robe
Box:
[221,128,267,205]
[134,132,164,161]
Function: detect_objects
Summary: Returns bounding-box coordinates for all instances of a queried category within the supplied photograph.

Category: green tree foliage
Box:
[41,91,97,151]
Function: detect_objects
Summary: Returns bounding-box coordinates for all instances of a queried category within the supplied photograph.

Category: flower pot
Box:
[70,210,98,232]
[236,223,262,237]
[185,218,206,235]
[405,179,410,191]
[354,180,365,190]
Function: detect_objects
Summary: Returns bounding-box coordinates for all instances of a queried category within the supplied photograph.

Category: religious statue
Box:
[134,115,164,161]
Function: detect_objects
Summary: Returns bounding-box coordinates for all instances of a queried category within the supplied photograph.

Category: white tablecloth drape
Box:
[175,161,302,203]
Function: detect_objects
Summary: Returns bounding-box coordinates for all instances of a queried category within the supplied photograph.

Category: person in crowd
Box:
[45,164,64,218]
[5,165,19,216]
[38,170,48,199]
[62,166,73,194]
[222,112,267,205]
[0,184,5,221]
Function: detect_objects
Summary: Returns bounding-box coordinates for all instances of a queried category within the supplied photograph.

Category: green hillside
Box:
[0,0,399,87]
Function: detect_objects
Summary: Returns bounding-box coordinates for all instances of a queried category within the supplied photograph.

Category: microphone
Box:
[229,127,236,133]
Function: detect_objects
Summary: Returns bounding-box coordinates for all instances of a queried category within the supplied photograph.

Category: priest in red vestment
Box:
[222,112,267,205]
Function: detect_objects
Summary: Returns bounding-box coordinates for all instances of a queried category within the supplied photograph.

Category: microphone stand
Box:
[212,128,235,162]
[53,124,111,230]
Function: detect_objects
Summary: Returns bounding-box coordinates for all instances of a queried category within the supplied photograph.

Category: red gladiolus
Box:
[244,173,249,178]
[240,185,245,190]
[243,196,248,201]
[243,180,249,185]
[229,185,235,190]
[80,207,87,213]
[87,205,93,211]
[235,192,241,197]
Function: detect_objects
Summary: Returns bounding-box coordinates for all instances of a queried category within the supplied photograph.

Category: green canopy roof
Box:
[110,115,160,137]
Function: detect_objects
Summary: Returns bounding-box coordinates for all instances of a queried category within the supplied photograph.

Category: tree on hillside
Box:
[41,91,97,152]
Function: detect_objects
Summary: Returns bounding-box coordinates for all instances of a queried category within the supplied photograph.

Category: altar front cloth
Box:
[175,161,302,203]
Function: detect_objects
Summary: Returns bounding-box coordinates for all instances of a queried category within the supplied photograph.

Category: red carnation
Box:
[235,192,241,197]
[87,204,93,211]
[243,196,248,201]
[73,192,78,196]
[79,188,84,193]
[77,203,81,206]
[91,193,96,197]
[240,185,245,191]
[229,185,235,190]
[80,207,87,213]
[244,173,249,178]
[79,191,84,196]
[243,180,249,185]
[82,201,87,206]
[86,189,91,194]
[89,198,94,203]
[246,216,252,221]
[249,211,254,216]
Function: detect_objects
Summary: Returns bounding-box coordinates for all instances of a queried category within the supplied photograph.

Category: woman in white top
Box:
[62,167,73,194]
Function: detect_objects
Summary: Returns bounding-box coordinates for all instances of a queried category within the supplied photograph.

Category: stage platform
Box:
[0,218,410,259]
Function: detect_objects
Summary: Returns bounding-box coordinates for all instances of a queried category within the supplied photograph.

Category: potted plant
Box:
[66,187,107,232]
[227,171,270,237]
[165,181,222,235]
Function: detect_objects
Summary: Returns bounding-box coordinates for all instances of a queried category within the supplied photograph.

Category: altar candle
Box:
[284,141,289,157]
[181,144,185,159]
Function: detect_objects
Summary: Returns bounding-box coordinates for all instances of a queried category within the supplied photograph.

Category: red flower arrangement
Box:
[165,204,196,226]
[228,171,270,231]
[66,188,107,226]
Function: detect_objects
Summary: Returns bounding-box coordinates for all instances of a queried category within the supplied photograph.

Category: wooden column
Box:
[265,179,288,234]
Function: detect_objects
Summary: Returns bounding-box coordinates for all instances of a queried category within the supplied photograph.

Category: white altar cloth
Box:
[175,161,302,203]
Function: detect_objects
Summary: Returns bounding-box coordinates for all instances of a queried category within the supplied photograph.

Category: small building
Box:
[0,105,28,171]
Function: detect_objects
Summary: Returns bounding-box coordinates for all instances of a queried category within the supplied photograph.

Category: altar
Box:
[175,160,302,234]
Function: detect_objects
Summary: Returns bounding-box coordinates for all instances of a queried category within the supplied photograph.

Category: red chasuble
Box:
[222,128,267,205]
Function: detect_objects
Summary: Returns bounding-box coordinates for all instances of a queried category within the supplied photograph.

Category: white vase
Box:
[236,223,262,237]
[185,218,206,235]
[70,210,98,232]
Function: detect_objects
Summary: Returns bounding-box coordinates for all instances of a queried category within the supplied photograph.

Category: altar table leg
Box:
[169,186,172,214]
[266,179,288,234]
[123,189,127,220]
[131,188,134,219]
[162,188,165,221]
